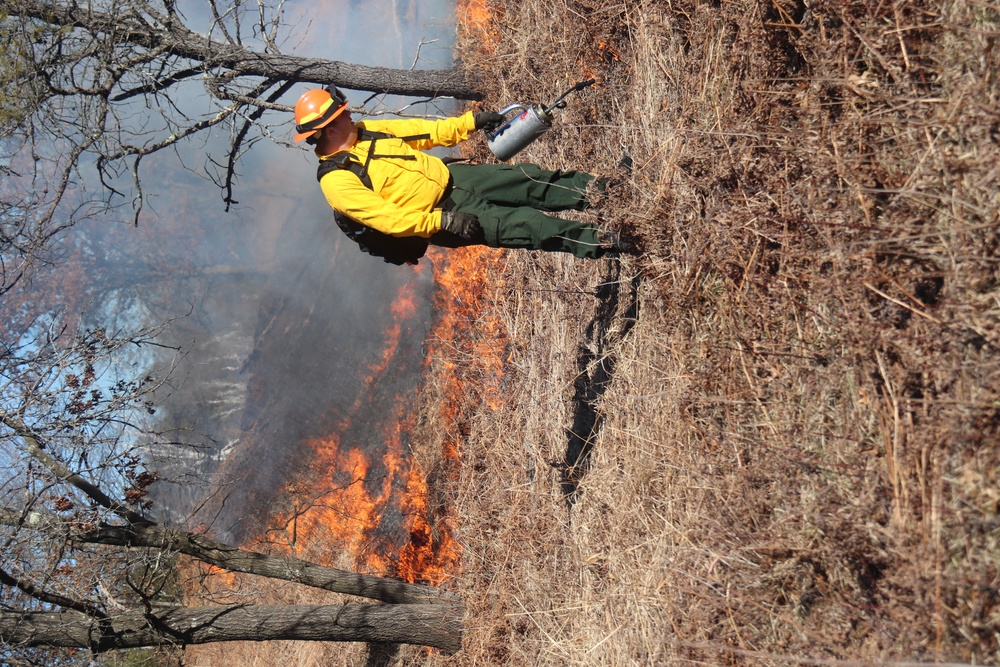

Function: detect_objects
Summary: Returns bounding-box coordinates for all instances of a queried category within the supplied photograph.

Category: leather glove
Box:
[474,111,506,132]
[440,211,484,241]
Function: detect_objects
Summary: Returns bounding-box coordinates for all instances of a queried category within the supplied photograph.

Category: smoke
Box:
[172,213,434,545]
[133,0,462,552]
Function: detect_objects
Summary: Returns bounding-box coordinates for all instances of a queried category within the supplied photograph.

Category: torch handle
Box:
[485,104,530,141]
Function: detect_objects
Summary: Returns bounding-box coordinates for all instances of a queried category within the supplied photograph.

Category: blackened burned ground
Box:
[560,259,642,502]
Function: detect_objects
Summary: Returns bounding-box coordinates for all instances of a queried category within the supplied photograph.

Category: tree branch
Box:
[0,409,150,526]
[12,0,481,99]
[0,566,109,620]
[0,603,463,652]
[0,506,457,605]
[216,77,297,210]
[111,63,205,101]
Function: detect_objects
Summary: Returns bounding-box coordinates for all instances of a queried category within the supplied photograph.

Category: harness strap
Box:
[317,153,371,188]
[317,128,433,185]
[357,129,430,181]
[313,128,437,266]
[357,129,432,143]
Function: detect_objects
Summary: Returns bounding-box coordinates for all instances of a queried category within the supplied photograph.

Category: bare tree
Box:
[0,326,461,657]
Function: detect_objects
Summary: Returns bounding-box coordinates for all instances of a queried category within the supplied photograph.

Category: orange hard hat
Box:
[293,87,348,142]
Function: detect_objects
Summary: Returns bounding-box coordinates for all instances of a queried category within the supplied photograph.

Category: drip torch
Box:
[484,79,596,161]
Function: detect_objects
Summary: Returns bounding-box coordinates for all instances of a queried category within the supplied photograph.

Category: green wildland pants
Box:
[434,163,605,259]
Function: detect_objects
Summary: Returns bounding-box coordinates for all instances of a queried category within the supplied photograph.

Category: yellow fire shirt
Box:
[318,112,477,238]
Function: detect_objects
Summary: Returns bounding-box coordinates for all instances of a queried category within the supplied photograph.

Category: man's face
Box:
[305,110,352,147]
[330,109,353,131]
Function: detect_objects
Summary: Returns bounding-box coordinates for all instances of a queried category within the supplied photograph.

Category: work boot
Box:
[599,229,641,256]
[596,151,635,193]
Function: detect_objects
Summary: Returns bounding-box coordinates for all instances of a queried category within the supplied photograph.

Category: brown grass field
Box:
[186,0,999,664]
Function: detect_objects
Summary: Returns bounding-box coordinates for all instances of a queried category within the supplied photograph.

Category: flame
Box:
[362,281,417,388]
[277,440,398,576]
[396,458,460,583]
[256,269,492,586]
[217,245,507,591]
[183,560,241,604]
[425,246,508,457]
[456,0,501,53]
[203,564,238,588]
[266,414,455,582]
[458,0,491,25]
[578,41,617,80]
[597,40,620,62]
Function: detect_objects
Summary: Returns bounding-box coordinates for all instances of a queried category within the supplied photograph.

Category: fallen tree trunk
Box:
[0,604,463,653]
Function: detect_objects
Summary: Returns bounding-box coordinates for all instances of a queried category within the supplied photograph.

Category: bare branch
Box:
[0,409,150,526]
[217,78,297,210]
[11,0,480,99]
[0,505,457,605]
[0,566,109,620]
[110,63,205,102]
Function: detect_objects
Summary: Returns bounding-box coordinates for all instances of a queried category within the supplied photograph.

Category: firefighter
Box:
[292,86,635,265]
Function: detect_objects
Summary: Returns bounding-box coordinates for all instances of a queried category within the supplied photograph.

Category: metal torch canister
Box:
[485,103,554,162]
[483,79,596,162]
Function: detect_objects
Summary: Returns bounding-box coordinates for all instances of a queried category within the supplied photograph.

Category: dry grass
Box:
[187,0,999,663]
[423,0,1000,664]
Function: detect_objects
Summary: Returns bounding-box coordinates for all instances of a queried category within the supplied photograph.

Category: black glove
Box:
[440,211,484,241]
[474,111,506,133]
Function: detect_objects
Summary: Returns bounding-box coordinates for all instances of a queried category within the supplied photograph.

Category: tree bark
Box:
[83,522,457,605]
[0,604,463,653]
[11,0,482,100]
[1,507,454,605]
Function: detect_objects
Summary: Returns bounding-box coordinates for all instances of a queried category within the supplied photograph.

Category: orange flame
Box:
[456,0,501,53]
[203,564,238,588]
[597,40,620,62]
[259,270,490,586]
[241,244,507,589]
[425,246,508,455]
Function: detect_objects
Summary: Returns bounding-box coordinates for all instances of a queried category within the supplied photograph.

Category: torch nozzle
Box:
[544,79,597,114]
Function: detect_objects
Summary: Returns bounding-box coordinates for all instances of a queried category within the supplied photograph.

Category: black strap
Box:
[316,129,432,184]
[357,129,432,143]
[356,128,430,181]
[315,129,433,266]
[317,153,371,188]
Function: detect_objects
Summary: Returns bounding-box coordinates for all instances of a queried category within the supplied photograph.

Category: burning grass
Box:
[185,245,509,666]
